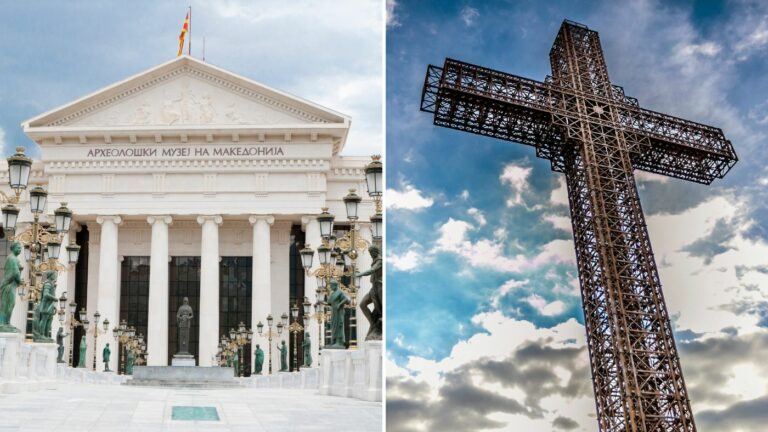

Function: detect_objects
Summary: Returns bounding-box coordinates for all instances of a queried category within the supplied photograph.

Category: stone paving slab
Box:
[0,383,381,431]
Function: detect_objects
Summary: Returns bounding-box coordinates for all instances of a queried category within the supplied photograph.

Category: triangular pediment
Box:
[23,56,349,130]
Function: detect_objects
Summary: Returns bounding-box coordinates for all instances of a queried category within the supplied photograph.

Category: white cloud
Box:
[524,293,566,317]
[491,279,528,308]
[433,218,575,272]
[543,214,572,233]
[460,189,470,200]
[500,163,532,207]
[0,127,6,155]
[459,6,479,26]
[387,184,434,210]
[390,249,424,272]
[550,176,568,206]
[386,0,400,27]
[467,207,487,226]
[678,41,721,57]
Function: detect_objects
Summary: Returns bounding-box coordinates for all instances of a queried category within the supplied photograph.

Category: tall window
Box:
[289,225,306,370]
[72,226,89,367]
[119,256,149,373]
[168,257,201,364]
[219,256,252,376]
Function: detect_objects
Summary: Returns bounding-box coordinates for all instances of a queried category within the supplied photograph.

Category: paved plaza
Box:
[0,384,382,432]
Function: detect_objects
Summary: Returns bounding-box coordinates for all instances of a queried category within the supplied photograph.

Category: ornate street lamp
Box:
[53,203,73,233]
[364,155,383,200]
[300,244,314,274]
[256,313,285,375]
[317,207,335,240]
[288,302,304,372]
[343,189,362,221]
[28,186,47,215]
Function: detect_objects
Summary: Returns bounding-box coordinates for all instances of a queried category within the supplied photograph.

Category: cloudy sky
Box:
[0,0,383,156]
[386,0,768,431]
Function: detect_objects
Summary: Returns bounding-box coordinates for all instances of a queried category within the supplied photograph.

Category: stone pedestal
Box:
[318,341,382,401]
[30,342,58,389]
[300,367,320,389]
[171,354,196,367]
[126,366,240,388]
[0,332,23,394]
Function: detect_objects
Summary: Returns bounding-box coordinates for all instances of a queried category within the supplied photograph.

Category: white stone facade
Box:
[7,56,376,374]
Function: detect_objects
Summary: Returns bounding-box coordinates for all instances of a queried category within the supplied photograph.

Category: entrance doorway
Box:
[168,257,201,364]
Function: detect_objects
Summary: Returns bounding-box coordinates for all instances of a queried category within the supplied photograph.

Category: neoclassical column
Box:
[146,215,172,366]
[96,215,121,372]
[356,223,373,343]
[302,216,322,364]
[249,215,274,373]
[197,215,222,367]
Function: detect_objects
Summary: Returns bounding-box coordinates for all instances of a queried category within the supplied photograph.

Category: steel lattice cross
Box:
[420,20,737,432]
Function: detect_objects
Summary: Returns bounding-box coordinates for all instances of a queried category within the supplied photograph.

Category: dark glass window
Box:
[289,225,306,370]
[119,256,149,373]
[72,226,89,367]
[168,257,201,364]
[219,256,252,376]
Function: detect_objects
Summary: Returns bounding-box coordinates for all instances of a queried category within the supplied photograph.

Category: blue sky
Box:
[386,1,768,430]
[0,0,382,157]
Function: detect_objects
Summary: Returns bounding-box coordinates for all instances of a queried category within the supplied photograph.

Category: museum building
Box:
[2,55,376,374]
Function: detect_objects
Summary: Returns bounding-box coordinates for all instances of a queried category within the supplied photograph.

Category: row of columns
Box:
[91,214,282,372]
[87,213,370,373]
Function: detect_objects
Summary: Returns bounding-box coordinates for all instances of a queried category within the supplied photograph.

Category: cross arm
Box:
[619,105,738,184]
[420,59,564,149]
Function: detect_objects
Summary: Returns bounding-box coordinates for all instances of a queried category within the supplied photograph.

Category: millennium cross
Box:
[420,20,737,432]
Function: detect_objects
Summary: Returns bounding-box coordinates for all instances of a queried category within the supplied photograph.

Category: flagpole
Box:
[188,5,192,56]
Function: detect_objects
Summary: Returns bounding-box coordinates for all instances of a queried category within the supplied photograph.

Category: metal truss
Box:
[420,20,738,432]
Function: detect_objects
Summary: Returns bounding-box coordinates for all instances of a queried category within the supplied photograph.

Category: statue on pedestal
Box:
[125,349,135,375]
[233,350,239,376]
[254,344,264,374]
[176,297,193,355]
[279,340,288,372]
[356,245,383,341]
[77,335,87,368]
[0,242,23,332]
[103,343,111,372]
[302,332,312,367]
[32,271,57,342]
[327,279,350,349]
[56,327,69,363]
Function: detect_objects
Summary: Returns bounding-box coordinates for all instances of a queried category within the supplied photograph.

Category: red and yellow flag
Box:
[177,12,190,56]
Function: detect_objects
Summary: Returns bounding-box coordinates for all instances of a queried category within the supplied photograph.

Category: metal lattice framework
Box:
[420,20,737,432]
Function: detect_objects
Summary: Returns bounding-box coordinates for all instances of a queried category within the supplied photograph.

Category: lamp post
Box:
[222,322,253,377]
[256,313,286,374]
[288,302,305,371]
[1,148,79,341]
[85,311,110,371]
[61,305,88,366]
[112,320,137,375]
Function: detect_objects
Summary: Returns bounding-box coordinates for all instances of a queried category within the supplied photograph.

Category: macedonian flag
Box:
[177,12,190,56]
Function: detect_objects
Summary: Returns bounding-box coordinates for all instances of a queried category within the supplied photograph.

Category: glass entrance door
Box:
[219,256,252,376]
[168,257,201,364]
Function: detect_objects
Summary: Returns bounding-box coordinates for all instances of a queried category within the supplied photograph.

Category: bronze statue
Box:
[176,297,193,355]
[103,343,112,372]
[32,270,57,342]
[56,327,68,363]
[233,350,239,376]
[125,348,135,375]
[356,245,382,341]
[279,340,288,371]
[302,332,312,367]
[254,344,264,374]
[77,335,87,368]
[327,279,350,349]
[0,242,23,332]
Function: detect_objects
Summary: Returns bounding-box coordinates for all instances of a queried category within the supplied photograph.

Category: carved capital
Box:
[96,215,122,226]
[147,215,173,226]
[196,215,223,226]
[248,215,275,226]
